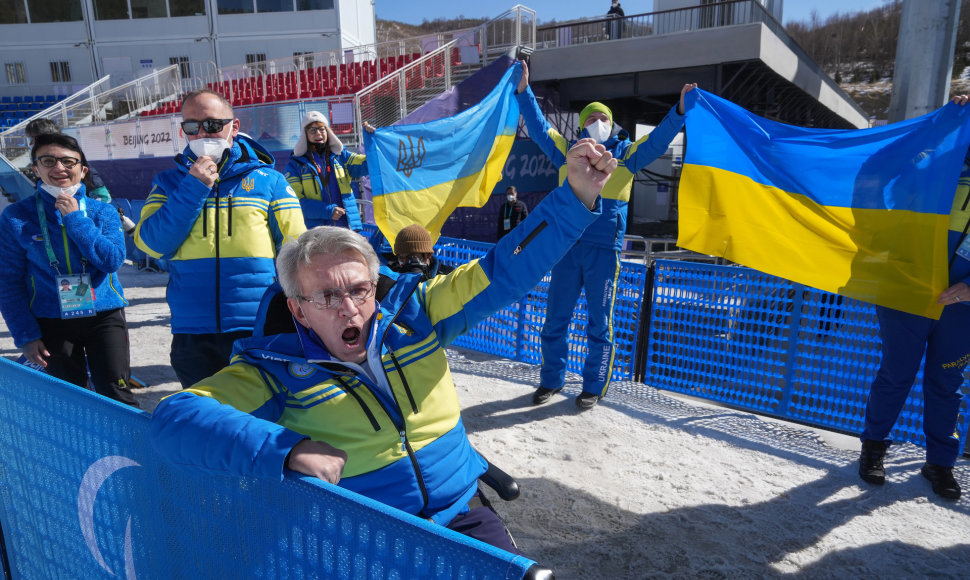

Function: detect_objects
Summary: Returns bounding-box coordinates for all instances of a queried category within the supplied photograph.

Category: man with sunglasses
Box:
[134,89,305,389]
[151,139,616,555]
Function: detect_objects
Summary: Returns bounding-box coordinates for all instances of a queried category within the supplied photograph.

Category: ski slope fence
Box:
[429,232,970,454]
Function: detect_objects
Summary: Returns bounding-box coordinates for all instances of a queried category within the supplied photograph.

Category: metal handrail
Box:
[534,0,866,120]
[353,4,536,140]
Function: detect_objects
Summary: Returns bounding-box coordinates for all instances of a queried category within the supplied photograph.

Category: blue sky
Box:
[373,0,892,26]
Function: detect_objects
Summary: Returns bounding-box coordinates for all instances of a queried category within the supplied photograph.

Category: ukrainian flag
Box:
[679,89,970,319]
[364,62,521,243]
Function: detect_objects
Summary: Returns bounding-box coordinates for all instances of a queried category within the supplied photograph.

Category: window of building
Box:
[293,52,313,70]
[27,0,83,22]
[170,56,191,78]
[5,63,26,85]
[257,0,291,12]
[170,0,205,17]
[0,0,29,24]
[92,0,128,19]
[218,0,254,14]
[131,0,168,18]
[297,0,333,10]
[246,53,267,74]
[50,61,72,83]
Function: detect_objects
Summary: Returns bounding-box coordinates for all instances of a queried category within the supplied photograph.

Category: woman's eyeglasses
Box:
[181,118,233,135]
[306,126,328,135]
[35,155,81,169]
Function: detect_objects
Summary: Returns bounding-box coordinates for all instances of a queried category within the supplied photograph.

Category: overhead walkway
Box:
[527,0,868,135]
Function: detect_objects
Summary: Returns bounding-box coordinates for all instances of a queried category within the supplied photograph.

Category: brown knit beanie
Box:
[394,224,434,256]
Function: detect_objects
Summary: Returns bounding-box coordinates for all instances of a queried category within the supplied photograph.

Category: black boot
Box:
[920,462,961,500]
[859,439,889,485]
[532,387,561,405]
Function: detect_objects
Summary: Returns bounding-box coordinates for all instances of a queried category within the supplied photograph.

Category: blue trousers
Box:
[539,243,620,397]
[861,304,970,466]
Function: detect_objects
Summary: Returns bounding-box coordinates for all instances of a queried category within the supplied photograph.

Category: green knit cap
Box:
[579,102,613,128]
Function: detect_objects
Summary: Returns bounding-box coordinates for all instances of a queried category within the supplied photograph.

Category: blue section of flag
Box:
[685,89,970,212]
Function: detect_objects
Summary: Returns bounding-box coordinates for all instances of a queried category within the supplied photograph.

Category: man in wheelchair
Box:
[150,140,615,555]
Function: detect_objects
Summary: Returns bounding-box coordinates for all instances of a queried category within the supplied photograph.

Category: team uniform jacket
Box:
[947,167,970,286]
[0,184,127,347]
[134,135,305,334]
[517,86,685,250]
[151,182,600,524]
[284,150,367,230]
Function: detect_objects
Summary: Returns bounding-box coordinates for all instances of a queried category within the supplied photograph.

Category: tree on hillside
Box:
[787,0,969,82]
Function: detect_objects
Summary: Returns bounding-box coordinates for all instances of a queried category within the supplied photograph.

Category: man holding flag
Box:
[516,60,697,409]
[860,126,970,501]
[677,88,970,500]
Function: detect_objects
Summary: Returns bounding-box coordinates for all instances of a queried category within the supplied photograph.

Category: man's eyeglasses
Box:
[299,281,377,310]
[306,126,328,135]
[181,118,233,135]
[35,155,81,169]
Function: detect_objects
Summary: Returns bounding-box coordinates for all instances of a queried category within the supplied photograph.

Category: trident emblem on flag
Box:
[396,135,425,178]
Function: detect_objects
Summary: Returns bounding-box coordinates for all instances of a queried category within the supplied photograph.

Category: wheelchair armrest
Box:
[479,459,520,501]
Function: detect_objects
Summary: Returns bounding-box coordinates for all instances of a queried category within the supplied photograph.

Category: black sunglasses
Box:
[181,118,233,135]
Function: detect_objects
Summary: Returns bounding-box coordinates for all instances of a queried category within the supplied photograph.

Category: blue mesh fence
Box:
[0,359,541,579]
[366,224,647,383]
[646,260,970,453]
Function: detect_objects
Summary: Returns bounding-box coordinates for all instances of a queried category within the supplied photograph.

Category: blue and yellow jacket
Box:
[948,162,970,286]
[134,134,306,334]
[517,87,684,250]
[151,181,600,524]
[284,148,367,230]
[0,184,127,347]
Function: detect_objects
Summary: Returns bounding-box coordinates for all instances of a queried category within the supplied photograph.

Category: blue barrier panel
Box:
[0,359,541,579]
[645,260,970,453]
[423,231,645,382]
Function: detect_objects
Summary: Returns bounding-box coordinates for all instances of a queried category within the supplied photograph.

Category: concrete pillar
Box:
[887,0,961,122]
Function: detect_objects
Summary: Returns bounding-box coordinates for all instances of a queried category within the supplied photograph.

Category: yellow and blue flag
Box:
[363,62,521,243]
[679,89,970,319]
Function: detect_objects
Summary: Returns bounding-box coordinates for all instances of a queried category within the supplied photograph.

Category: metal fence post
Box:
[633,263,656,384]
[777,284,805,415]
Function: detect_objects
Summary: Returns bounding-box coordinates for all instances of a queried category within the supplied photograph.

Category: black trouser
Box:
[171,330,251,389]
[37,308,137,407]
[446,490,521,555]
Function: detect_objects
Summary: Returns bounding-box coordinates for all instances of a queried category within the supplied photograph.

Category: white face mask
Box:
[507,194,515,203]
[40,182,82,199]
[188,136,231,160]
[585,119,612,143]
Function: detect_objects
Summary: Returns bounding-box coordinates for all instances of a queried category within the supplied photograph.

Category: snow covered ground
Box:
[1,265,967,579]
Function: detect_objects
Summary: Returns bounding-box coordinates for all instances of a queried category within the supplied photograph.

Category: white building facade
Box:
[0,0,376,98]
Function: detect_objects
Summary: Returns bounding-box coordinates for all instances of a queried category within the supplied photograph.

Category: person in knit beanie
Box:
[391,224,452,279]
[283,111,369,230]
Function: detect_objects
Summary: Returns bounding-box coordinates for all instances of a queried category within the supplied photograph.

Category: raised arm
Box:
[424,139,615,344]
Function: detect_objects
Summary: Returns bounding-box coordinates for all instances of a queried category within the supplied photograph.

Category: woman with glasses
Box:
[0,133,137,407]
[284,111,370,230]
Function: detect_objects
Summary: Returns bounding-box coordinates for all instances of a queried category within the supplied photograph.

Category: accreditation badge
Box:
[957,235,970,263]
[503,218,511,230]
[57,273,95,319]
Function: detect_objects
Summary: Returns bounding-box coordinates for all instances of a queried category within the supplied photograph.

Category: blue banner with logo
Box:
[0,359,537,579]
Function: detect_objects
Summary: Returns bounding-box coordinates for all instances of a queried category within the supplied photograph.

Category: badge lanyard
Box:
[503,202,513,231]
[35,194,95,319]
